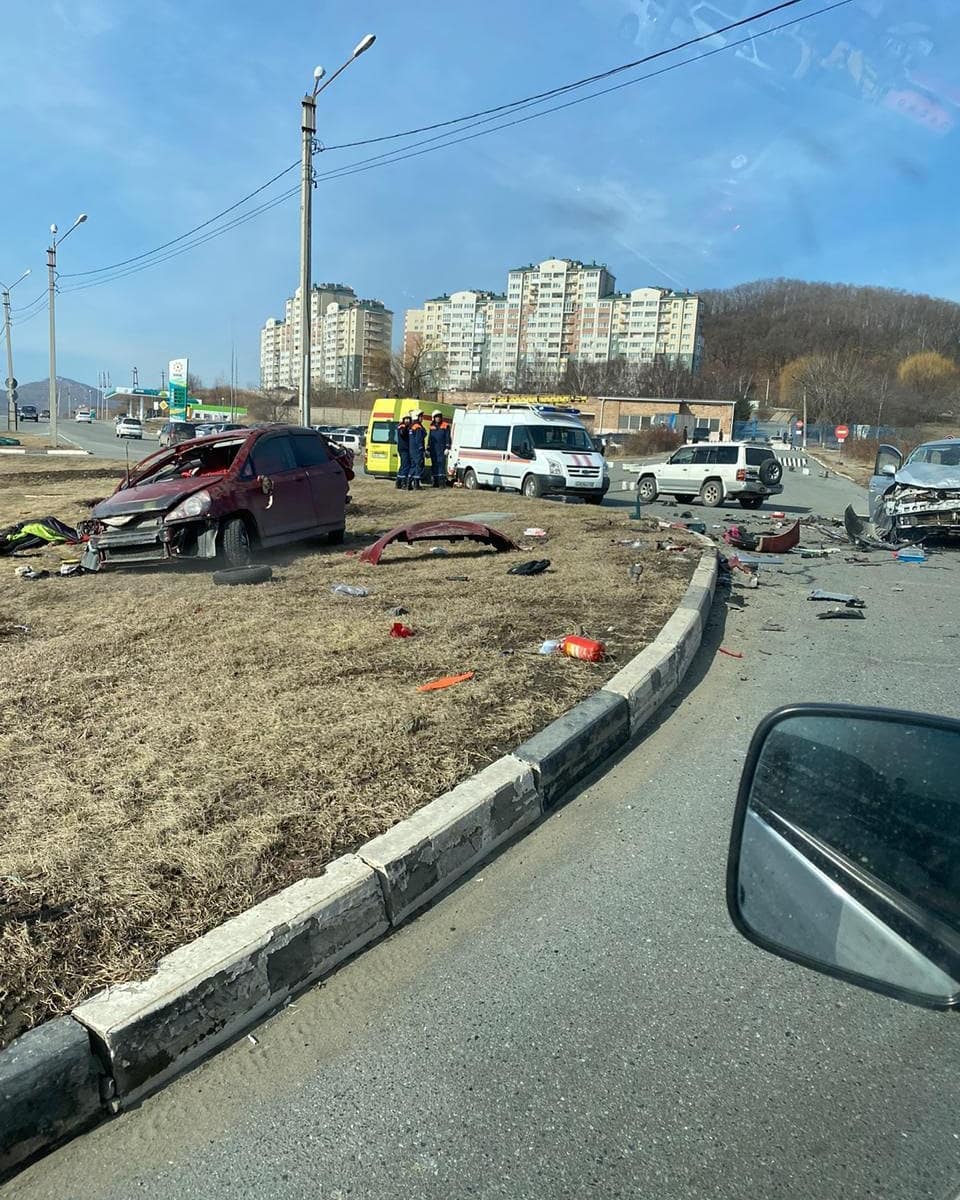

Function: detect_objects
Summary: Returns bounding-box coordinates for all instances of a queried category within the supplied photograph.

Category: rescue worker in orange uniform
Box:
[428,410,451,487]
[407,411,427,489]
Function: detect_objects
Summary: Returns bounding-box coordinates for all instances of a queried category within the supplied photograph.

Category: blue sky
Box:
[3,0,958,389]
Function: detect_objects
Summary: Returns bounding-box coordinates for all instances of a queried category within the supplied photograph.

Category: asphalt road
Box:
[20,417,156,462]
[9,466,960,1200]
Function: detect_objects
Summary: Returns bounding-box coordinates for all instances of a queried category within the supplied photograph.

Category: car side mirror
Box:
[880,463,897,477]
[727,704,960,1011]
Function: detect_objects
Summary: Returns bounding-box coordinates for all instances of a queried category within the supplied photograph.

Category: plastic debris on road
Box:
[817,608,866,620]
[538,639,561,655]
[390,622,415,638]
[524,528,548,538]
[331,583,369,598]
[428,546,450,556]
[808,589,865,608]
[718,647,744,659]
[895,548,927,564]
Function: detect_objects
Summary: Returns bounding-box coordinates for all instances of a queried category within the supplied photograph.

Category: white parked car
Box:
[74,409,94,423]
[327,429,364,453]
[115,416,143,439]
[636,441,784,508]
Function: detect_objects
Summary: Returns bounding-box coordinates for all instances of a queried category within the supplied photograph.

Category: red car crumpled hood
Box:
[93,475,213,518]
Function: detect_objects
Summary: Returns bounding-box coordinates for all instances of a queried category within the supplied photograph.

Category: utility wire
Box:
[56,0,846,294]
[322,0,816,151]
[309,0,851,186]
[59,159,300,279]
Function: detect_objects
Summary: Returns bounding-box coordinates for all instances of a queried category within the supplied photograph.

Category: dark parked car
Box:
[39,408,50,420]
[158,420,196,449]
[80,426,353,571]
[17,405,38,422]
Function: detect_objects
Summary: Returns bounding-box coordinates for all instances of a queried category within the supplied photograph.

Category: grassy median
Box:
[0,463,698,1045]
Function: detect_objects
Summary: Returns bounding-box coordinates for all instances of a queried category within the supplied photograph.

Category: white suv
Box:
[637,442,784,509]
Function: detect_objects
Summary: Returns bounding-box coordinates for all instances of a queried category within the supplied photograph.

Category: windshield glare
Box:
[906,444,960,467]
[528,426,593,451]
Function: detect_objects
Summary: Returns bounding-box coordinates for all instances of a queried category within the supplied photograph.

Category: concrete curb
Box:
[0,547,717,1169]
[0,448,92,457]
[0,1018,104,1175]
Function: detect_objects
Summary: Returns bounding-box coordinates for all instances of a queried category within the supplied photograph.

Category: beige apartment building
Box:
[404,258,703,389]
[260,284,392,391]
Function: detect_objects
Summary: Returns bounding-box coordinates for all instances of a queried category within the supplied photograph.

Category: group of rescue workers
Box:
[395,409,452,489]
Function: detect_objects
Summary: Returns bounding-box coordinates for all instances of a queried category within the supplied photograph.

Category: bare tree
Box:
[246,389,297,423]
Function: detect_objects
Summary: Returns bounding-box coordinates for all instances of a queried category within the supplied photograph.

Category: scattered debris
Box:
[0,516,79,556]
[390,622,415,638]
[507,559,551,576]
[894,547,927,564]
[628,563,644,585]
[247,1033,259,1046]
[524,528,549,539]
[844,505,890,550]
[808,589,865,608]
[445,575,470,582]
[331,583,369,597]
[559,635,606,662]
[818,608,866,620]
[417,671,475,693]
[814,524,846,543]
[684,521,707,534]
[753,520,800,554]
[428,546,450,557]
[14,566,49,580]
[389,605,408,616]
[538,639,561,655]
[760,624,786,632]
[800,549,829,559]
[360,520,519,565]
[718,647,744,659]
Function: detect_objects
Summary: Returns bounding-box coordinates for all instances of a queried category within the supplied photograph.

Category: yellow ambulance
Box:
[364,398,458,479]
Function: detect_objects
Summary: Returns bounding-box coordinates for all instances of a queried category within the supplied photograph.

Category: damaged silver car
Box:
[869,439,960,540]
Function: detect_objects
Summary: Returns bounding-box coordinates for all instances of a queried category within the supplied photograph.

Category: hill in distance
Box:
[14,378,99,409]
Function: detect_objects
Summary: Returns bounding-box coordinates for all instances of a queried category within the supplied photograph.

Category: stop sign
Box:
[835,424,849,441]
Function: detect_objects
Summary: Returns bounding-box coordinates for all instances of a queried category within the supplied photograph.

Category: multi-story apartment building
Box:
[404,258,703,388]
[260,284,393,391]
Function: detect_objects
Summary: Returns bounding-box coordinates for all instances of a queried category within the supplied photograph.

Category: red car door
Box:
[243,433,317,542]
[289,431,348,532]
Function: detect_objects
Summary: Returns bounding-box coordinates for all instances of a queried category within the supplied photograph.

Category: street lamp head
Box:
[313,64,326,81]
[50,224,58,236]
[352,33,376,57]
[75,214,88,225]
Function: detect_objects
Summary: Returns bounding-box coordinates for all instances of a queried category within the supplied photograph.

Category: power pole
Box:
[2,287,16,431]
[802,388,808,450]
[298,89,316,428]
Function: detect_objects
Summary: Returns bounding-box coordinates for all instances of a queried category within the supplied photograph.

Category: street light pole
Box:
[47,214,87,447]
[297,34,376,429]
[1,268,30,431]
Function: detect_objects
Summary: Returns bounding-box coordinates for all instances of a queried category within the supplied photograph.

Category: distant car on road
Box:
[39,408,50,420]
[116,417,143,440]
[328,429,365,453]
[636,441,784,509]
[158,420,196,449]
[74,409,94,423]
[82,426,354,571]
[17,404,39,422]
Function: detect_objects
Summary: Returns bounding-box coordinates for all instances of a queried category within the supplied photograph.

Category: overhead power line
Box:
[58,159,300,279]
[322,0,817,151]
[55,0,847,294]
[308,0,851,188]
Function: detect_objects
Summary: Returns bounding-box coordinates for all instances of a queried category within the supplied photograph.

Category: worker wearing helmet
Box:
[407,410,427,490]
[428,410,451,487]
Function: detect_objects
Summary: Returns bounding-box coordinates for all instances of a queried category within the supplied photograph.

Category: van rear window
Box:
[370,421,395,445]
[480,426,509,451]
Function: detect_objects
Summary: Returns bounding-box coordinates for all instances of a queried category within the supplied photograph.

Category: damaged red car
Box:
[80,426,353,571]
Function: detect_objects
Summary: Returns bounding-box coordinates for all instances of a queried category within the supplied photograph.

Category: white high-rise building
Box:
[259,284,393,391]
[403,258,703,389]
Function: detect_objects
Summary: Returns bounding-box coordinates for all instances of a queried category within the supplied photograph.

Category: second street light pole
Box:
[48,214,87,448]
[298,88,317,428]
[297,34,376,430]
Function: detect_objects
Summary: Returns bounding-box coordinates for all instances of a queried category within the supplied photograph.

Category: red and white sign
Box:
[835,424,849,443]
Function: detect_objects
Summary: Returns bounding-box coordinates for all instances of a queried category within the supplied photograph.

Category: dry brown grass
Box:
[0,469,697,1045]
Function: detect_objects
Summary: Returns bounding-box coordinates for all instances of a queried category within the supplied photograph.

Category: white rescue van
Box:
[449,404,609,503]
